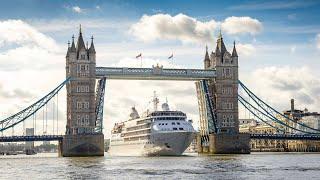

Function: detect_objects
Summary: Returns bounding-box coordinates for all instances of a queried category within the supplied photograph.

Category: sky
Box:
[0,0,319,137]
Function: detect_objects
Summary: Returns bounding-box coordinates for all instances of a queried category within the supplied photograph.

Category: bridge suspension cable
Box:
[238,80,320,134]
[0,78,70,132]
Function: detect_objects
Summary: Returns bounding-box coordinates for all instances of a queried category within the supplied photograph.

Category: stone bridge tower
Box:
[202,32,250,154]
[62,26,104,157]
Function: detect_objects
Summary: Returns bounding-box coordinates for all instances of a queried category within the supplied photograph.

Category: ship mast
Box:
[153,91,159,111]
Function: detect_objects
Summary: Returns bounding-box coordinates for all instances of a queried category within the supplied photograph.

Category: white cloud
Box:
[130,13,218,44]
[130,14,262,44]
[316,34,320,49]
[0,20,59,51]
[221,16,263,35]
[236,43,256,56]
[72,6,82,13]
[240,66,320,114]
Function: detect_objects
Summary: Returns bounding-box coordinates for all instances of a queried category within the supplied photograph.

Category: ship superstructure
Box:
[109,92,195,156]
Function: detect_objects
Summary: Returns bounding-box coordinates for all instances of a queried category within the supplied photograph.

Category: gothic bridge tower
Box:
[62,26,104,157]
[201,32,250,154]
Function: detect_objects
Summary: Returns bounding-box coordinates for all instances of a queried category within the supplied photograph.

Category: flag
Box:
[136,53,142,58]
[168,53,173,59]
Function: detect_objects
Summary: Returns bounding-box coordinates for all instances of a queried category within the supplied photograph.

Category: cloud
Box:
[241,66,320,113]
[130,13,262,44]
[130,13,218,44]
[316,34,320,49]
[229,1,317,10]
[236,43,256,56]
[221,16,263,35]
[0,20,59,51]
[72,6,82,13]
[0,83,34,100]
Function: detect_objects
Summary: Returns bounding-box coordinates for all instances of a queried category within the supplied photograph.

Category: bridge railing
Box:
[95,67,216,80]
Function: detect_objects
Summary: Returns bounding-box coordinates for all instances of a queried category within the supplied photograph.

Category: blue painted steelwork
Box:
[250,133,320,140]
[95,77,106,133]
[196,80,217,146]
[0,135,63,142]
[239,80,320,134]
[95,66,216,80]
[238,94,286,133]
[0,78,70,132]
[201,80,217,134]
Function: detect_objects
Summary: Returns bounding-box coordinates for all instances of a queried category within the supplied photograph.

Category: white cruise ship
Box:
[109,92,196,156]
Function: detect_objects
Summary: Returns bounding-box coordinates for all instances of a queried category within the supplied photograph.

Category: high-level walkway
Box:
[0,135,63,142]
[95,66,216,80]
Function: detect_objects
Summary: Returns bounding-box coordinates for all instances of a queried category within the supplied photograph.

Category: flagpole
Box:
[140,56,142,68]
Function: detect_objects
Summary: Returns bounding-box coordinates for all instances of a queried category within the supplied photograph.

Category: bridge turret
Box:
[199,32,250,154]
[65,25,97,135]
[231,41,238,66]
[204,45,211,69]
[210,32,239,134]
[88,36,96,62]
[62,26,104,157]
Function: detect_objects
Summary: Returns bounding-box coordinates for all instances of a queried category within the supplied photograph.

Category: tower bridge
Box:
[1,27,320,156]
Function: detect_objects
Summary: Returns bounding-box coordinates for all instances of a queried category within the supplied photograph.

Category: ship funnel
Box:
[129,107,140,119]
[162,97,170,111]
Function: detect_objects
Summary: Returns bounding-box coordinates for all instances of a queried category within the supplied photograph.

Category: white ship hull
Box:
[109,131,195,156]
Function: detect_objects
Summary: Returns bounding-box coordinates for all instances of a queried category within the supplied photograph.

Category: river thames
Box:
[1,152,320,179]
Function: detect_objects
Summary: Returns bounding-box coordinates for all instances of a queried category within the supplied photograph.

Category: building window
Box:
[77,102,82,109]
[80,54,86,60]
[84,102,89,109]
[76,85,90,93]
[222,68,232,78]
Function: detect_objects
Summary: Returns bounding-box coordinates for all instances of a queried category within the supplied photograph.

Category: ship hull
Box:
[109,131,195,156]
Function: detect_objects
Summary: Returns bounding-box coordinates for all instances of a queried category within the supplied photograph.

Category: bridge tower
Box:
[61,26,104,156]
[200,32,250,154]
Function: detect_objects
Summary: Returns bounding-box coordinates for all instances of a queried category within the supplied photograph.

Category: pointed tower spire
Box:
[89,35,96,53]
[70,35,76,52]
[204,45,211,68]
[232,41,238,57]
[76,24,86,52]
[215,29,227,55]
[205,45,210,60]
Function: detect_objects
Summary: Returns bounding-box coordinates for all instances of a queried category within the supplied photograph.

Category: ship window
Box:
[179,128,184,130]
[173,128,177,130]
[172,122,175,125]
[177,122,180,125]
[165,123,168,125]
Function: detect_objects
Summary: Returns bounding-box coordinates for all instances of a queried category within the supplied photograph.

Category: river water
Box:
[1,152,320,179]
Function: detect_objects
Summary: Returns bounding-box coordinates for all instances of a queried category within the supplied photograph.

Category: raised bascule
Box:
[1,27,320,156]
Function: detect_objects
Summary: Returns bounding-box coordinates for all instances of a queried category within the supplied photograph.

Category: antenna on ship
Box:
[153,91,159,111]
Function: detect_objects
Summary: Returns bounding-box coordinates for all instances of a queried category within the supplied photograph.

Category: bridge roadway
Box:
[0,135,63,142]
[95,66,216,80]
[250,133,320,140]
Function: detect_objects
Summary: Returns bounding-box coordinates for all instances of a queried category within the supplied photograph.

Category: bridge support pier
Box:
[208,133,250,154]
[60,134,104,157]
[197,133,250,154]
